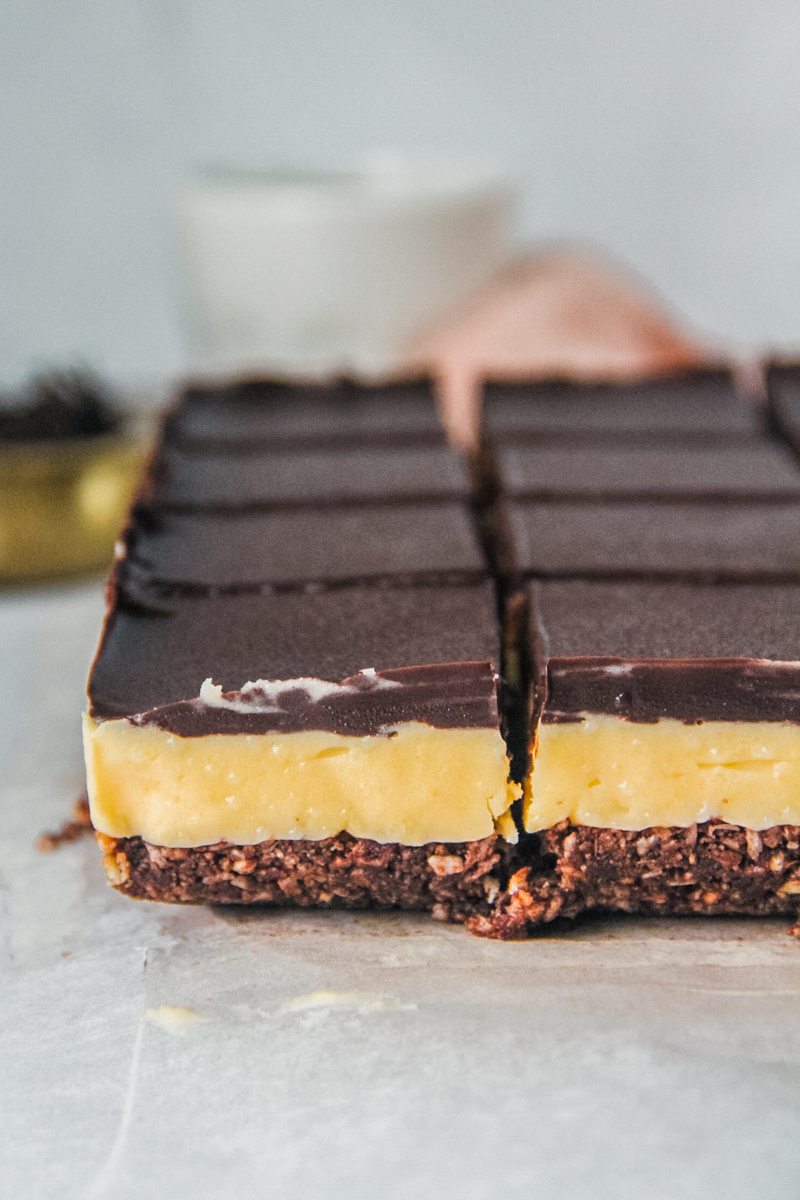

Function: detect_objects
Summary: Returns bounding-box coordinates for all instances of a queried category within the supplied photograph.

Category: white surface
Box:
[181,162,513,373]
[2,1,800,382]
[2,582,800,1200]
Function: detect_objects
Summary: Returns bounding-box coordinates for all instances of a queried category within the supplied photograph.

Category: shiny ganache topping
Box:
[528,580,800,724]
[89,582,504,736]
[129,663,500,738]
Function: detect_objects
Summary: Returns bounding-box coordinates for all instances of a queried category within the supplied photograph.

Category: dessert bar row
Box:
[123,365,800,589]
[84,363,800,935]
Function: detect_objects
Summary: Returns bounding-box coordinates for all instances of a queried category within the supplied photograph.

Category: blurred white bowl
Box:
[179,156,516,375]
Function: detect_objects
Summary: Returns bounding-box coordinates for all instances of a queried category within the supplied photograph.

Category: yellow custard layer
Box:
[84,716,520,847]
[525,714,800,832]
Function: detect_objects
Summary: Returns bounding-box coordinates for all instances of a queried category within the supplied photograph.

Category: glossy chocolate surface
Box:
[499,441,800,499]
[89,581,501,734]
[528,579,800,723]
[122,502,486,590]
[508,499,800,579]
[767,360,800,454]
[165,375,443,447]
[147,441,470,508]
[483,368,759,441]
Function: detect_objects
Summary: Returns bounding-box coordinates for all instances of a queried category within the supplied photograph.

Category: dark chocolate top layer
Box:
[767,360,800,453]
[483,368,759,441]
[165,375,443,448]
[147,441,470,509]
[89,581,501,735]
[508,499,800,579]
[122,502,486,590]
[499,441,800,500]
[528,580,800,723]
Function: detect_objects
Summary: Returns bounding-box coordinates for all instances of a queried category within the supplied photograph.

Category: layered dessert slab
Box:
[85,368,525,927]
[120,501,486,591]
[165,375,444,448]
[483,368,759,442]
[146,440,471,509]
[85,354,800,940]
[484,580,800,935]
[85,580,520,920]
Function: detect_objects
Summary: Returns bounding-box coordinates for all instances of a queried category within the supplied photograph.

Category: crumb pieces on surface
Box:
[36,794,92,853]
[279,990,416,1015]
[145,1005,207,1034]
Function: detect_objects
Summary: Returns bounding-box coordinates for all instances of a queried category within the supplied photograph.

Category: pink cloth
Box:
[406,252,712,444]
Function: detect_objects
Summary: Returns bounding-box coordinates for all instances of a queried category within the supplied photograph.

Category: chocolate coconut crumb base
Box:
[95,821,800,938]
[97,831,511,925]
[469,819,800,938]
[37,795,93,853]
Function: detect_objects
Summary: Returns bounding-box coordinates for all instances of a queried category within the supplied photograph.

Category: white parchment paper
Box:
[2,582,799,1200]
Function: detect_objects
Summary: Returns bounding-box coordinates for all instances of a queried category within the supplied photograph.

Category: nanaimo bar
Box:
[120,502,487,592]
[496,440,800,502]
[85,376,520,923]
[145,440,471,509]
[84,362,800,938]
[86,581,519,919]
[475,369,800,935]
[767,359,800,457]
[484,580,800,934]
[482,367,759,441]
[164,374,444,448]
[506,499,800,580]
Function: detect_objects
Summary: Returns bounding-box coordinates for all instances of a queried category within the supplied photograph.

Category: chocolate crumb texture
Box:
[471,820,800,938]
[98,832,512,925]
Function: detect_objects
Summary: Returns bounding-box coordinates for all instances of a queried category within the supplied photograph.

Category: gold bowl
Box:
[0,427,149,583]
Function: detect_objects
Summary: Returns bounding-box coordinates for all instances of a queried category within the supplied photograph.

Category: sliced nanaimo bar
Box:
[146,440,470,509]
[482,368,759,442]
[767,360,800,456]
[164,375,443,449]
[483,580,800,936]
[497,440,800,501]
[505,499,800,580]
[85,581,520,920]
[120,501,486,591]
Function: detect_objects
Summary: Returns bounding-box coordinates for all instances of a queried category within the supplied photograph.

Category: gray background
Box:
[2,0,799,380]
